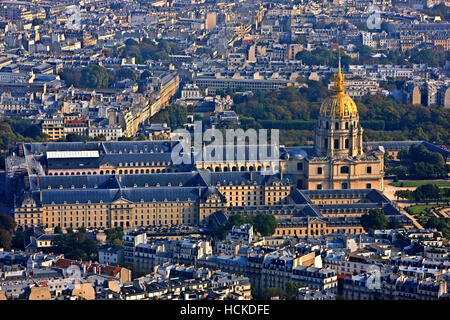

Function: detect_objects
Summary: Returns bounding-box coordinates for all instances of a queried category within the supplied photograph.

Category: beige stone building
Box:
[287,58,384,191]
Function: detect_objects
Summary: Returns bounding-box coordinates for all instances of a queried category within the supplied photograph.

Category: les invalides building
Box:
[288,57,385,191]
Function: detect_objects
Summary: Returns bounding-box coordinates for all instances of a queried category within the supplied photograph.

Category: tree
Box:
[0,229,12,249]
[360,209,388,232]
[413,184,441,201]
[409,49,447,68]
[78,226,87,234]
[54,226,63,234]
[112,238,123,249]
[12,230,26,250]
[32,18,44,26]
[80,64,110,89]
[251,214,277,236]
[425,217,450,239]
[394,190,413,200]
[285,282,303,300]
[387,217,404,229]
[140,70,152,80]
[0,214,16,232]
[295,47,352,68]
[105,227,124,246]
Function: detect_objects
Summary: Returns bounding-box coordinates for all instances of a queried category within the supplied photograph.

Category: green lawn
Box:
[389,180,450,188]
[406,205,434,215]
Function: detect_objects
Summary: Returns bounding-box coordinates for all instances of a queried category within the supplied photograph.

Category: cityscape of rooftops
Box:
[0,0,449,311]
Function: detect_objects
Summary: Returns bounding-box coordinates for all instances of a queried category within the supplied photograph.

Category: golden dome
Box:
[319,55,358,119]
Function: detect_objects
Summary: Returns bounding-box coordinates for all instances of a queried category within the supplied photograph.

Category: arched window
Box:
[345,139,349,149]
[335,122,339,130]
[341,182,348,189]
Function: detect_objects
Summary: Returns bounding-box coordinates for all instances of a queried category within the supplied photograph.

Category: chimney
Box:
[30,143,33,152]
[37,175,39,187]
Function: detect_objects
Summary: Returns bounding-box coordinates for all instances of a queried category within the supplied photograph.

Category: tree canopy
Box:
[0,214,17,249]
[409,49,450,68]
[360,209,388,232]
[231,86,450,146]
[295,47,352,68]
[150,104,187,129]
[53,232,98,261]
[396,144,448,179]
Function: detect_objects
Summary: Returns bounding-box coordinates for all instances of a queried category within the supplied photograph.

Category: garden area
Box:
[405,204,450,239]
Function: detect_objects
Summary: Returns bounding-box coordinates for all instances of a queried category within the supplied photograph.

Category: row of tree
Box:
[395,184,450,202]
[232,85,450,145]
[394,144,449,179]
[59,64,142,89]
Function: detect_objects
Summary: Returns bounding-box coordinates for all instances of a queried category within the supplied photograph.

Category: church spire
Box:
[333,51,345,93]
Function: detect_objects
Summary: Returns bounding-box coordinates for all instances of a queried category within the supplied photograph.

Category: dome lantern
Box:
[319,53,358,119]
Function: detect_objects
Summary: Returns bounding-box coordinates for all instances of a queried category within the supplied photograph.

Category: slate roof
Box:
[29,175,120,191]
[47,157,100,170]
[99,152,174,166]
[33,186,209,205]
